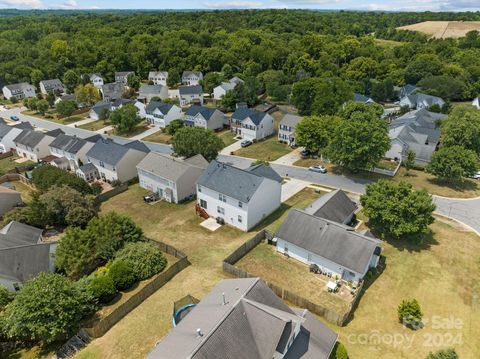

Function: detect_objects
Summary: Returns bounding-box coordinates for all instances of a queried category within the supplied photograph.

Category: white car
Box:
[308,165,327,173]
[472,171,480,180]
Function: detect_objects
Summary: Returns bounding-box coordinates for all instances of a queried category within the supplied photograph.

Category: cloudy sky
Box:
[0,0,479,11]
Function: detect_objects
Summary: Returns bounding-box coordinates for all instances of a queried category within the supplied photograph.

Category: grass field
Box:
[0,155,19,176]
[142,130,172,144]
[374,38,405,47]
[108,122,149,138]
[216,130,236,147]
[22,109,89,125]
[79,119,110,132]
[233,136,292,162]
[397,21,480,39]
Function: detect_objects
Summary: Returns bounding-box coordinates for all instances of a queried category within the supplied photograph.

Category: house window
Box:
[307,253,312,262]
[200,199,207,209]
[238,201,243,208]
[198,185,202,192]
[238,215,242,223]
[284,243,289,253]
[99,161,105,168]
[217,206,225,215]
[218,193,226,202]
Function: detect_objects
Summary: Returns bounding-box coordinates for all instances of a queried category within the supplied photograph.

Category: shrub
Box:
[425,348,458,359]
[398,299,423,329]
[330,342,348,359]
[116,242,167,280]
[0,286,15,311]
[88,274,117,304]
[109,260,136,290]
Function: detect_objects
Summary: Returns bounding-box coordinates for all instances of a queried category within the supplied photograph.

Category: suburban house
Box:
[137,153,208,203]
[39,79,65,95]
[185,105,225,131]
[472,97,479,109]
[0,186,22,217]
[89,73,104,89]
[13,130,59,162]
[76,162,100,182]
[138,84,168,102]
[101,82,124,102]
[90,101,113,120]
[399,92,445,110]
[304,189,357,225]
[145,101,182,128]
[196,160,282,231]
[0,221,56,292]
[85,139,150,182]
[275,209,382,284]
[398,84,417,99]
[0,121,24,153]
[182,71,203,86]
[230,108,274,140]
[55,94,75,105]
[278,114,302,146]
[2,83,36,101]
[148,71,168,86]
[48,134,96,170]
[385,108,446,164]
[135,101,147,118]
[213,76,244,100]
[115,71,134,85]
[179,85,203,106]
[147,277,338,359]
[353,93,375,104]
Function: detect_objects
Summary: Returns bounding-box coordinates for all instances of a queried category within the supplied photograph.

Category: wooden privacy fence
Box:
[0,150,13,160]
[82,240,190,338]
[0,173,35,189]
[222,230,364,327]
[94,183,128,204]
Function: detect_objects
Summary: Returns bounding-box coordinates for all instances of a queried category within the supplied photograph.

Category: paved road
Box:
[0,107,172,154]
[433,196,480,235]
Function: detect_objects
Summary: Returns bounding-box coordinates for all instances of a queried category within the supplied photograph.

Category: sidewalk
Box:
[67,117,96,127]
[272,147,302,165]
[129,126,161,141]
[281,178,311,202]
[96,125,113,134]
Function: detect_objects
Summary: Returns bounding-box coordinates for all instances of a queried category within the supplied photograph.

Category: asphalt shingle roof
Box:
[185,105,218,121]
[137,153,208,182]
[179,85,203,95]
[279,114,302,128]
[304,189,357,223]
[231,108,268,126]
[145,101,174,115]
[14,130,46,148]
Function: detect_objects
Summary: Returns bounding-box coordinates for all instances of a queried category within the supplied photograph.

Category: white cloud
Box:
[0,0,44,8]
[204,1,263,8]
[358,0,480,11]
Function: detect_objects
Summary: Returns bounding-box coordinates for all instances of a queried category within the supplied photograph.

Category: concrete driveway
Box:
[220,139,243,155]
[281,178,310,202]
[272,147,302,166]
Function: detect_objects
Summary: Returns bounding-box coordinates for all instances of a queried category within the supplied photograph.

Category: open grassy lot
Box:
[236,242,351,314]
[333,218,480,359]
[10,181,35,203]
[108,122,150,138]
[216,130,236,147]
[0,155,19,176]
[142,130,172,144]
[74,185,320,359]
[233,136,292,162]
[79,119,110,132]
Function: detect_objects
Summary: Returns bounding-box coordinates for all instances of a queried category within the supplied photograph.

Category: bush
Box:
[330,342,348,359]
[0,286,15,311]
[116,242,167,280]
[398,299,423,329]
[32,165,93,195]
[425,348,458,359]
[109,260,136,290]
[88,274,117,304]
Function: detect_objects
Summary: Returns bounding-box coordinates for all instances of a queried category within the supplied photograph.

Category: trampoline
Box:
[172,294,199,327]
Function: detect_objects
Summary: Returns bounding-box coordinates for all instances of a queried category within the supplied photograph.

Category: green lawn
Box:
[216,130,236,147]
[79,120,110,132]
[108,122,150,138]
[233,136,292,162]
[0,155,19,176]
[142,130,172,144]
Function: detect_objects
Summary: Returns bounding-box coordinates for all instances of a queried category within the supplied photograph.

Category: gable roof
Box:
[147,278,337,359]
[12,121,34,130]
[139,84,166,95]
[231,108,268,126]
[404,93,445,108]
[124,140,150,153]
[0,122,17,139]
[45,128,64,138]
[279,114,302,128]
[0,221,42,249]
[179,85,203,95]
[353,93,373,103]
[86,139,147,165]
[137,152,208,182]
[77,162,98,174]
[39,79,63,90]
[247,164,283,183]
[101,82,124,99]
[182,71,203,78]
[84,134,103,143]
[149,71,168,78]
[304,189,357,223]
[185,105,220,121]
[145,101,174,115]
[49,134,89,154]
[277,209,381,274]
[197,160,280,203]
[14,130,48,148]
[3,82,34,92]
[89,73,103,81]
[115,71,134,77]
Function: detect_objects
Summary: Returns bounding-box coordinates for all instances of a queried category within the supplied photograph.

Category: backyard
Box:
[233,135,292,161]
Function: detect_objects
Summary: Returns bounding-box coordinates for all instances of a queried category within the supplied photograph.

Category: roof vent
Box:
[196,328,203,337]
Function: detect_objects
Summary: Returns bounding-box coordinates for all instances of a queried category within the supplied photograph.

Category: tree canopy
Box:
[172,126,224,161]
[295,115,342,155]
[109,104,142,134]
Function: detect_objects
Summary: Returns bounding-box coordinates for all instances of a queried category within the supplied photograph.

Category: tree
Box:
[36,99,48,115]
[109,104,141,134]
[441,105,480,154]
[397,299,423,329]
[32,165,93,195]
[165,119,184,136]
[331,342,349,359]
[418,75,466,101]
[405,54,443,84]
[116,242,167,280]
[2,273,95,343]
[86,273,117,304]
[201,72,224,94]
[99,107,110,122]
[426,146,479,183]
[55,99,77,117]
[338,101,384,121]
[404,149,416,174]
[46,92,56,108]
[425,349,459,359]
[74,83,100,106]
[327,117,390,171]
[0,285,15,311]
[109,260,136,290]
[360,180,435,241]
[172,127,224,161]
[371,79,395,102]
[30,69,43,88]
[63,70,79,93]
[126,73,140,90]
[295,115,342,156]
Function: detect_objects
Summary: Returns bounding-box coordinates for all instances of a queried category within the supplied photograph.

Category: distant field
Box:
[397,21,480,39]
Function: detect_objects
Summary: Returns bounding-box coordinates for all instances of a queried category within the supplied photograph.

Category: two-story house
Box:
[399,92,445,110]
[138,84,168,103]
[145,101,182,128]
[148,71,168,86]
[137,152,208,203]
[39,79,65,95]
[196,160,282,231]
[184,105,225,131]
[48,134,96,170]
[13,129,60,162]
[2,83,36,101]
[101,83,124,102]
[85,139,149,183]
[179,85,203,107]
[115,71,135,85]
[0,121,28,153]
[278,114,302,146]
[230,108,274,141]
[89,73,104,89]
[182,71,203,86]
[213,76,244,100]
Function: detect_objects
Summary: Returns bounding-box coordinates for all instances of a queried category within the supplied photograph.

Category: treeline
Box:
[1,10,480,105]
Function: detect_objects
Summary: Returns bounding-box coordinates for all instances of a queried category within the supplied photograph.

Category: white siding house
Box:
[179,85,203,106]
[278,114,302,146]
[184,105,225,131]
[13,130,56,162]
[138,84,168,102]
[213,77,243,100]
[473,97,479,110]
[115,71,134,85]
[148,71,168,86]
[2,83,36,101]
[196,161,282,231]
[39,79,65,95]
[48,134,96,170]
[145,101,182,128]
[231,108,275,141]
[89,73,104,89]
[182,71,203,86]
[0,122,23,153]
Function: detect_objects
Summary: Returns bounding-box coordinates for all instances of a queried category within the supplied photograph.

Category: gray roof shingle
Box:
[145,101,174,115]
[304,189,357,223]
[137,153,208,182]
[231,108,268,126]
[86,139,149,166]
[179,85,203,95]
[14,130,47,148]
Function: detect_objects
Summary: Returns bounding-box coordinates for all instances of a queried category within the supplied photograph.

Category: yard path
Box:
[129,126,161,141]
[219,139,242,155]
[271,147,302,166]
[67,117,97,127]
[281,178,310,202]
[95,125,113,134]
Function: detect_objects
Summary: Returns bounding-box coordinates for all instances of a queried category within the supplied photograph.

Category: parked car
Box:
[472,171,480,180]
[143,193,160,203]
[240,140,252,148]
[10,115,19,121]
[308,165,327,173]
[300,149,311,159]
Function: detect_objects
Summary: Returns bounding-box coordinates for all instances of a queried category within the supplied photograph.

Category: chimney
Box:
[196,328,203,337]
[222,292,226,305]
